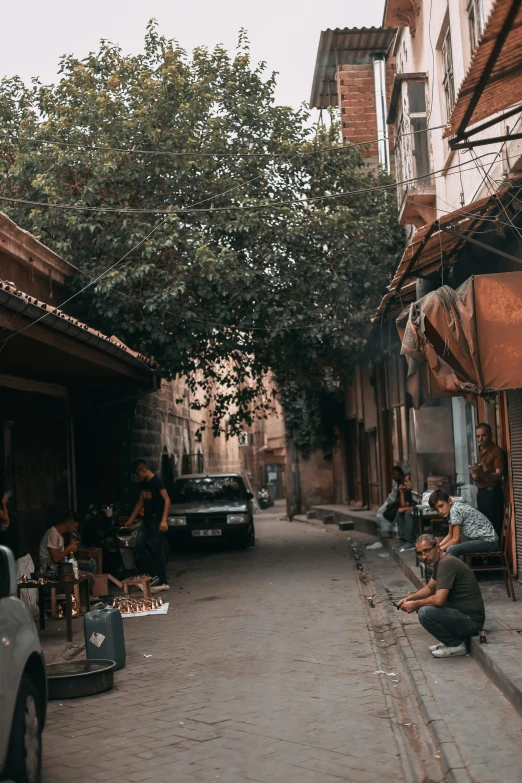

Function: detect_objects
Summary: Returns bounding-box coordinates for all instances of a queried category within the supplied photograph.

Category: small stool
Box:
[122,576,152,599]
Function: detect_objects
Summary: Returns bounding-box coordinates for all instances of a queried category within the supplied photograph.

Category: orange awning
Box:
[397,272,522,406]
[444,0,522,140]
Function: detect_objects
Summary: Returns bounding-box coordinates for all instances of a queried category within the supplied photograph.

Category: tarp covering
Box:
[397,272,522,406]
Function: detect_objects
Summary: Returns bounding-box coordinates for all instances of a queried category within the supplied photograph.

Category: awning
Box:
[0,279,158,388]
[396,272,522,406]
[309,27,396,109]
[445,0,522,145]
[374,190,513,322]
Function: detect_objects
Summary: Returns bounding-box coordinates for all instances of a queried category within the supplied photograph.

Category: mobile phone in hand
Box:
[390,601,400,609]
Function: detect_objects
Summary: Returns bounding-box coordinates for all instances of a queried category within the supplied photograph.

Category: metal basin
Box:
[46,659,116,700]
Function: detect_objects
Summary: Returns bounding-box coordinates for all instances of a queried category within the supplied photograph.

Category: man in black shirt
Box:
[125,459,171,592]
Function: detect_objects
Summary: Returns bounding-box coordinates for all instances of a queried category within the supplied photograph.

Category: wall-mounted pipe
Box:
[372,55,390,173]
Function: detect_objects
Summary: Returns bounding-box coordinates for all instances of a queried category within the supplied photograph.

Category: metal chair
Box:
[464,503,515,601]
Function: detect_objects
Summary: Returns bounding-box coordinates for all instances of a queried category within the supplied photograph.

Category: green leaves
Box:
[0,22,403,453]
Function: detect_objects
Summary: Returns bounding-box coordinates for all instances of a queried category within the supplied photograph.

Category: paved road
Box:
[42,514,427,783]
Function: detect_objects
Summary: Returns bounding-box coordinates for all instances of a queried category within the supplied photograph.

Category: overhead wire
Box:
[0,123,447,160]
[0,150,502,215]
[0,150,299,350]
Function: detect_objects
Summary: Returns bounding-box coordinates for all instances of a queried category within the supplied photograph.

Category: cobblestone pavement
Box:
[42,515,427,783]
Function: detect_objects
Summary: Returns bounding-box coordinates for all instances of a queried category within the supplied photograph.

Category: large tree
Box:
[0,23,403,453]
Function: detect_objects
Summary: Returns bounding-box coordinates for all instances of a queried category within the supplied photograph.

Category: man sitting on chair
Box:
[39,511,96,595]
[428,490,498,558]
[398,534,485,658]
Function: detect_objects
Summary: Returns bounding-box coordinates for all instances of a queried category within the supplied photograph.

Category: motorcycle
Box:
[258,488,271,510]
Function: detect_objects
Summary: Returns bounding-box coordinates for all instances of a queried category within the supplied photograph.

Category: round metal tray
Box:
[47,659,116,700]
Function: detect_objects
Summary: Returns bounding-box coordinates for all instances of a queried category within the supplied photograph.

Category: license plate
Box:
[192,529,222,537]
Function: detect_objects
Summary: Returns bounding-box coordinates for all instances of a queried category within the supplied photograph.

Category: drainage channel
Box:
[349,542,448,783]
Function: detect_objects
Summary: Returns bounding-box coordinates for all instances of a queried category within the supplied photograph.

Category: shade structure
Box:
[444,0,522,139]
[396,272,522,406]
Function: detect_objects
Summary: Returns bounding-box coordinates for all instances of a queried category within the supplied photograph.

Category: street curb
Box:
[362,548,472,783]
[385,542,522,721]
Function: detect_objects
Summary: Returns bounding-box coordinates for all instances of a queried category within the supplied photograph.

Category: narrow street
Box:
[42,511,437,783]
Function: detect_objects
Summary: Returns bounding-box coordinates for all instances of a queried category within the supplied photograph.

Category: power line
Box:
[0,150,501,216]
[0,123,446,160]
[0,150,292,350]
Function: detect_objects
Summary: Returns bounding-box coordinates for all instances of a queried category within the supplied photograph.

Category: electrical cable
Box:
[0,123,447,160]
[0,150,501,215]
[0,150,298,350]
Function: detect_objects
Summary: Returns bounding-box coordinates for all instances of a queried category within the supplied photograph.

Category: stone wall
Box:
[130,379,242,483]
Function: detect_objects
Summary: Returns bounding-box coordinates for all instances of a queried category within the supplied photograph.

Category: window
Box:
[441,27,456,120]
[467,0,485,53]
[395,80,431,208]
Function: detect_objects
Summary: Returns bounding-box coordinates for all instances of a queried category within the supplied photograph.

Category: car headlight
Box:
[227,514,249,525]
[168,516,187,526]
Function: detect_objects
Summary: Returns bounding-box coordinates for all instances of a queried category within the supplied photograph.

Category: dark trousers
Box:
[418,605,483,647]
[135,522,168,584]
[396,511,415,545]
[477,486,504,538]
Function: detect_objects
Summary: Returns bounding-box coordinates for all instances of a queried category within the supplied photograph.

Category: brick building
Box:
[310,27,397,169]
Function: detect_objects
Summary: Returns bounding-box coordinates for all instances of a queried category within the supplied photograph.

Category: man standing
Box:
[398,534,485,658]
[471,423,505,537]
[125,459,171,593]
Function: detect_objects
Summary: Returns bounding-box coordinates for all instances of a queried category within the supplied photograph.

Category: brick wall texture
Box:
[337,61,395,164]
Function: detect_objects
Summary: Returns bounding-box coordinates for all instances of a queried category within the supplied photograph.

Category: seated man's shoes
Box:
[431,642,467,658]
[429,642,446,652]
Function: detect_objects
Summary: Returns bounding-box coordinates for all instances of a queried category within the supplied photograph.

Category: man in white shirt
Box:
[39,511,96,593]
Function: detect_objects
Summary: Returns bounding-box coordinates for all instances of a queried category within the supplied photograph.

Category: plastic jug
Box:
[84,606,126,670]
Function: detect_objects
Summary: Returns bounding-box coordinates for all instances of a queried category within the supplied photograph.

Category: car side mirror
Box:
[246,492,254,501]
[0,545,17,598]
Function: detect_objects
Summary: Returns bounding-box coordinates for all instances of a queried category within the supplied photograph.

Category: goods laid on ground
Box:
[111,595,168,617]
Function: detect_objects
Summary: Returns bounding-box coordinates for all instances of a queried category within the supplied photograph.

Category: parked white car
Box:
[0,546,47,783]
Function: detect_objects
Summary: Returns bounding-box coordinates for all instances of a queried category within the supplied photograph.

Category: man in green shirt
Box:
[398,533,485,658]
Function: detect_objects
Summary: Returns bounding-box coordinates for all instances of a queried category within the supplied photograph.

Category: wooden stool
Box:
[122,576,152,599]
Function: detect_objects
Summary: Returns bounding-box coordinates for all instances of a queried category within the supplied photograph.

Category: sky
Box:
[1,0,385,111]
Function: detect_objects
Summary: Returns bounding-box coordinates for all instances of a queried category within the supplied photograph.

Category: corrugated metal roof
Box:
[372,191,511,322]
[445,0,522,138]
[309,27,397,110]
[0,278,157,371]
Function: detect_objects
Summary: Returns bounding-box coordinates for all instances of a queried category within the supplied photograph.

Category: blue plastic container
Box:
[84,606,126,671]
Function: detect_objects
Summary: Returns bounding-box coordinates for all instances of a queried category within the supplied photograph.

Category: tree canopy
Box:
[0,22,404,454]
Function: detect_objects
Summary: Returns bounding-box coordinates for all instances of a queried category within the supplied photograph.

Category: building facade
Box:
[307,0,522,575]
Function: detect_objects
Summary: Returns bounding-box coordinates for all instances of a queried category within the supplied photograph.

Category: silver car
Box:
[0,546,47,783]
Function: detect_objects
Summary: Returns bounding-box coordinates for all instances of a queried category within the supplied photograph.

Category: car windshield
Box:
[172,476,248,503]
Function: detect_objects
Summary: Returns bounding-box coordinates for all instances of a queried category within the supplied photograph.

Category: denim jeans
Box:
[135,522,168,584]
[396,511,415,544]
[446,539,498,558]
[418,605,483,647]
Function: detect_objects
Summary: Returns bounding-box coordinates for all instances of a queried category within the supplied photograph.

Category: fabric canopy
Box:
[396,272,522,406]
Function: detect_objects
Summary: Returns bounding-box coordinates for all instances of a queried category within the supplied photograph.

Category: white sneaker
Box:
[431,642,467,658]
[151,584,170,593]
[428,642,446,652]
